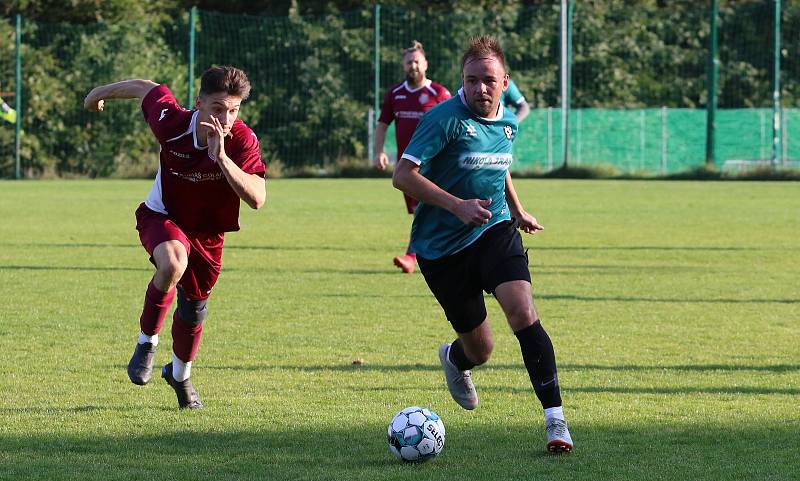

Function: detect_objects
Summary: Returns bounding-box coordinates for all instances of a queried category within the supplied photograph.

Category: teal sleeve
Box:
[400,112,453,166]
[503,79,524,107]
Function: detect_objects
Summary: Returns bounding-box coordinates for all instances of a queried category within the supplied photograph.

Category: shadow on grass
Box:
[0,421,796,481]
[0,264,152,272]
[0,241,377,252]
[201,362,799,374]
[534,294,799,304]
[2,242,788,253]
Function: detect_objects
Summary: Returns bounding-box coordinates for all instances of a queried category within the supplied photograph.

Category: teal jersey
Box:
[501,79,525,109]
[401,88,518,260]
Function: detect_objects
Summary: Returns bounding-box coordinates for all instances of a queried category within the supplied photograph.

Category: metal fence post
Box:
[560,0,572,169]
[372,4,381,163]
[547,107,553,171]
[705,0,718,168]
[661,106,668,172]
[187,6,197,107]
[576,108,582,165]
[14,14,21,180]
[640,109,646,170]
[771,0,781,167]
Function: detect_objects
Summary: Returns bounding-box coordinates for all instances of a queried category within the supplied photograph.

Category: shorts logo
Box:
[159,109,168,121]
[465,124,478,137]
[504,125,513,139]
[419,93,430,104]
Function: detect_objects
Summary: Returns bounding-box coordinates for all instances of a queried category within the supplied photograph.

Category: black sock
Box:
[447,339,476,371]
[514,321,562,409]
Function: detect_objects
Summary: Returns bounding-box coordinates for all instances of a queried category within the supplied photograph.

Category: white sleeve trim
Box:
[400,153,422,165]
[515,96,527,106]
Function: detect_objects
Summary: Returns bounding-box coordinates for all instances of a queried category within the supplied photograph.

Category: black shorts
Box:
[417,220,531,333]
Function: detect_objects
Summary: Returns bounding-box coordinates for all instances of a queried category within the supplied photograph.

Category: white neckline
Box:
[191,111,208,150]
[403,79,432,93]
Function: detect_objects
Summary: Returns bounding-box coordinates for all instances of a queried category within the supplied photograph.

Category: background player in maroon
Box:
[83,66,266,409]
[373,40,451,274]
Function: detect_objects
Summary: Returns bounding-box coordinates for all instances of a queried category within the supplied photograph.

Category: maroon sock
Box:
[139,280,176,336]
[171,310,204,362]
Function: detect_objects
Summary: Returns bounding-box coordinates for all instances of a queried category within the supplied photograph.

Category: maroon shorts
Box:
[135,203,224,300]
[403,193,419,214]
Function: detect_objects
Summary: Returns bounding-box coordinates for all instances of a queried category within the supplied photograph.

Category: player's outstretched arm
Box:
[505,171,543,234]
[83,80,159,112]
[393,159,492,226]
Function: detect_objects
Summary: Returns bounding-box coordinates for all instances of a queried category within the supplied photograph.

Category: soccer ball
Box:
[387,406,445,462]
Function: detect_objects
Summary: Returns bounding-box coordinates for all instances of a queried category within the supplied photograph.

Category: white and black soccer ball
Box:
[387,406,445,462]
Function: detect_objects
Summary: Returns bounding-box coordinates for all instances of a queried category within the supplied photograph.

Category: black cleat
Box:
[127,342,157,385]
[161,362,203,409]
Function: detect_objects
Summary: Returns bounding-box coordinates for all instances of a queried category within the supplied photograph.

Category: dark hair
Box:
[461,36,506,72]
[403,40,425,58]
[199,66,251,100]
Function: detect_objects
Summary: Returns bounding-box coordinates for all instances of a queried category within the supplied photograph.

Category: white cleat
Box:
[438,343,479,410]
[546,418,573,453]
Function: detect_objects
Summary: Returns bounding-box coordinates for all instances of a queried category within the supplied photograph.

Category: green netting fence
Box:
[2,2,799,178]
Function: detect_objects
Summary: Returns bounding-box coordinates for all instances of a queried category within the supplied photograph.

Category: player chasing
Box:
[374,40,451,274]
[84,66,266,409]
[392,36,573,453]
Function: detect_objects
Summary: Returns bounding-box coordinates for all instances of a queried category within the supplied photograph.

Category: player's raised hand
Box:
[200,116,226,162]
[515,210,544,234]
[455,198,493,226]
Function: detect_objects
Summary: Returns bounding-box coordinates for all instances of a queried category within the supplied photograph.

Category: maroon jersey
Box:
[378,80,451,155]
[141,84,265,234]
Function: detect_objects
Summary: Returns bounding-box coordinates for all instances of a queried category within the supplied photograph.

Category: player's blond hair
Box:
[461,36,506,72]
[402,40,426,59]
[200,66,251,100]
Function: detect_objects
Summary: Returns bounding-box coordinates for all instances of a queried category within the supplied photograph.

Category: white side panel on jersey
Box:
[144,166,168,215]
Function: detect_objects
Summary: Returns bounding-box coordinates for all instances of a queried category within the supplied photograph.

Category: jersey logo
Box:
[465,124,478,137]
[504,125,513,140]
[169,150,191,159]
[394,95,407,100]
[458,152,513,170]
[419,93,429,104]
[159,109,168,121]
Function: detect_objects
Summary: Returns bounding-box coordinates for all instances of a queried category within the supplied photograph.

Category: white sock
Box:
[138,332,158,346]
[544,406,565,422]
[171,353,192,382]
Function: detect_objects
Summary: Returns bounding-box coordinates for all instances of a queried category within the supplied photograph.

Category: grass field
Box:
[0,179,798,481]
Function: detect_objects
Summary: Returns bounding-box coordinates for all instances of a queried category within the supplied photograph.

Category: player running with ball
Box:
[84,66,266,409]
[392,36,573,452]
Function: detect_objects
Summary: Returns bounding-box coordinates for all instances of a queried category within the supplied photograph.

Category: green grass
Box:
[0,179,798,481]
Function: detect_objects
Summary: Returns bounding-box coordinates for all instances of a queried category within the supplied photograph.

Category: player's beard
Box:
[405,70,423,86]
[470,96,495,118]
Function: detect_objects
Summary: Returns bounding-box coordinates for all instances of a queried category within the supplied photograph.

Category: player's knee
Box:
[159,257,187,284]
[177,293,208,326]
[506,304,537,331]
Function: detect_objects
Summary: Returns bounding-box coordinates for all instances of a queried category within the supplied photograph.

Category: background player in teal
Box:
[501,78,530,122]
[393,36,573,453]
